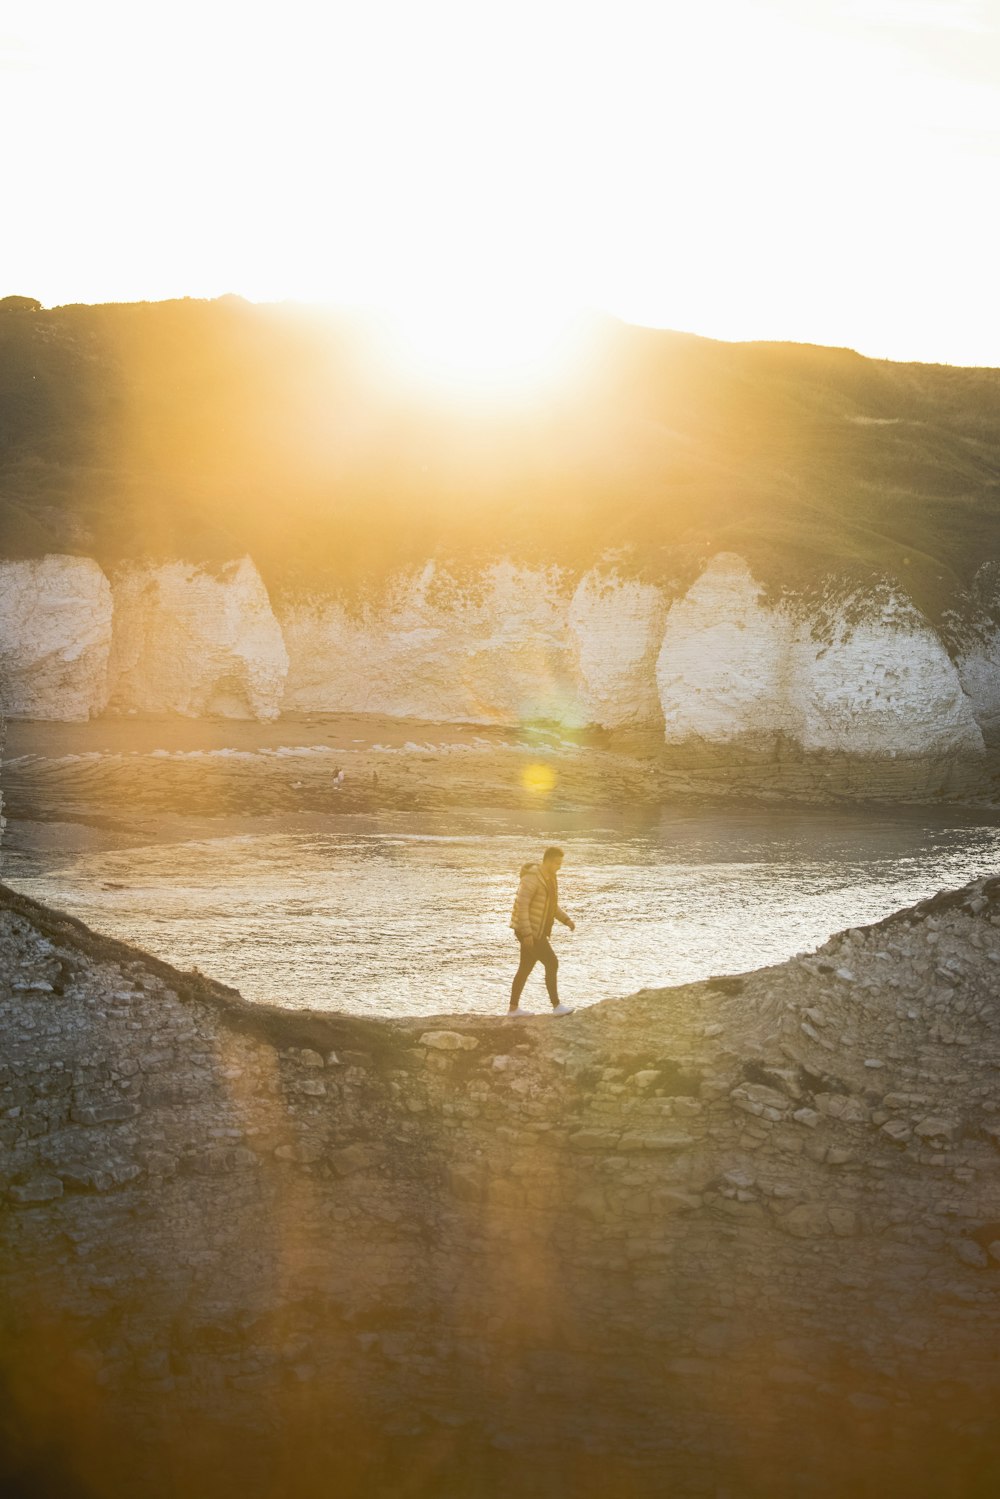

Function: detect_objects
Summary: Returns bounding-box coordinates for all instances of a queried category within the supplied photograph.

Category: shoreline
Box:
[3,715,999,841]
[4,717,1000,1021]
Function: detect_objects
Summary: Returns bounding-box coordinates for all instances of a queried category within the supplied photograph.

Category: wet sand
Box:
[1,713,670,852]
[3,712,997,863]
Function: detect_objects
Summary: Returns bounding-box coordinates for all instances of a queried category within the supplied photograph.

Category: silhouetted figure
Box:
[508,845,576,1017]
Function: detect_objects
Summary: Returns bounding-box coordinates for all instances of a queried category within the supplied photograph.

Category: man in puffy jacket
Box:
[508,846,576,1017]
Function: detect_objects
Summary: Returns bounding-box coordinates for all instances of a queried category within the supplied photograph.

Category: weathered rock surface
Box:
[4,876,1000,1497]
[0,555,113,719]
[279,563,671,730]
[657,553,985,757]
[107,557,288,719]
[658,552,801,744]
[566,570,668,728]
[278,560,581,723]
[959,631,1000,747]
[280,552,997,757]
[2,548,999,782]
[958,561,1000,747]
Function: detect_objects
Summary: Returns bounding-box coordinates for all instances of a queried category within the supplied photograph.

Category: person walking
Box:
[508,845,576,1017]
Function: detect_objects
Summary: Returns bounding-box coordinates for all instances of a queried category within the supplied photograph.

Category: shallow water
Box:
[5,805,1000,1017]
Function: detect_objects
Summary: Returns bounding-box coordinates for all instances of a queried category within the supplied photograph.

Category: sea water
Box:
[5,805,1000,1017]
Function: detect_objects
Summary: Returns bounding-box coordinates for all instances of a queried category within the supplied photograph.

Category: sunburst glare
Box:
[368,294,590,401]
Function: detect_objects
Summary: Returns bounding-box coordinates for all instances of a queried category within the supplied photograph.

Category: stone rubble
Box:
[3,874,1000,1496]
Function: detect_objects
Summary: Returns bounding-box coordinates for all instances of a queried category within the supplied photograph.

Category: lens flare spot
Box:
[521,763,556,794]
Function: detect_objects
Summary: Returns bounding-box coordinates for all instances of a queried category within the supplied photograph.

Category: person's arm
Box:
[555,906,576,931]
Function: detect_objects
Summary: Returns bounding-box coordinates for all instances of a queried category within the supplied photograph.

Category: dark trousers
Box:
[510,936,559,1009]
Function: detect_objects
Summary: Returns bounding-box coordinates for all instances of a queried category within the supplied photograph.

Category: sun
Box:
[368,294,590,404]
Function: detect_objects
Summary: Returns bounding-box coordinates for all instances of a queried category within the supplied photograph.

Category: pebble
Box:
[419,1031,479,1052]
[5,868,1000,1472]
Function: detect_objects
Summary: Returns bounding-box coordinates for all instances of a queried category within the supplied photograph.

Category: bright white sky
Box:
[2,0,999,368]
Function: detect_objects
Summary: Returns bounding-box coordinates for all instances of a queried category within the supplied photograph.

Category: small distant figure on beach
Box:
[333,767,345,790]
[508,845,576,1018]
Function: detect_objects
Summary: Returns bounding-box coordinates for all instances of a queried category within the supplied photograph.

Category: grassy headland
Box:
[1,296,999,640]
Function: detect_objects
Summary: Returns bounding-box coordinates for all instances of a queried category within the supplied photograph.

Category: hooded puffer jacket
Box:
[510,862,571,942]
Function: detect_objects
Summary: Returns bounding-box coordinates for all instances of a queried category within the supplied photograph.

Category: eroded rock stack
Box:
[0,557,113,720]
[2,554,1000,794]
[3,878,1000,1496]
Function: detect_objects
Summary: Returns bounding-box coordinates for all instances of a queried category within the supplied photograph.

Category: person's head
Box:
[542,846,565,871]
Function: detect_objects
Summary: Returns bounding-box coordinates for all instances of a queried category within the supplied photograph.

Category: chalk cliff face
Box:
[5,877,1000,1498]
[0,555,112,720]
[567,571,668,728]
[1,549,998,774]
[657,553,985,757]
[656,553,799,744]
[283,552,992,756]
[279,563,670,729]
[279,561,581,724]
[107,557,289,720]
[798,598,983,756]
[958,635,1000,746]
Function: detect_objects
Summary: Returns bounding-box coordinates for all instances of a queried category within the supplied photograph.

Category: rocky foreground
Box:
[3,877,1000,1497]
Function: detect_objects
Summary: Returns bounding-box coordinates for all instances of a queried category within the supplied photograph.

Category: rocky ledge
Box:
[3,877,1000,1498]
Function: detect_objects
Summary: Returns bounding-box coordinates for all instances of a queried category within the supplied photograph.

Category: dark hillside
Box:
[1,296,999,630]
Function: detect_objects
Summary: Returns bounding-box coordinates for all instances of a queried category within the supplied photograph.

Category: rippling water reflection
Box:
[6,806,1000,1017]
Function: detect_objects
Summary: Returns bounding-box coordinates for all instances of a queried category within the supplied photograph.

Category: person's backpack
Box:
[509,862,535,931]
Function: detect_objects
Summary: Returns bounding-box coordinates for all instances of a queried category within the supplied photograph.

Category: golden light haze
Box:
[368,298,591,400]
[3,0,999,368]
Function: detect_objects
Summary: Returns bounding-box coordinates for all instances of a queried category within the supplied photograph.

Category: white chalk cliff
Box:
[0,555,112,720]
[1,550,999,766]
[656,554,985,757]
[567,572,668,728]
[656,555,800,745]
[279,562,581,724]
[279,562,670,729]
[958,636,1000,747]
[798,600,983,756]
[956,567,1000,747]
[106,558,288,720]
